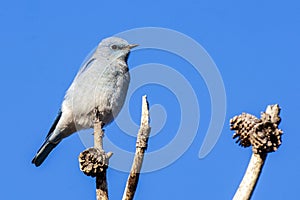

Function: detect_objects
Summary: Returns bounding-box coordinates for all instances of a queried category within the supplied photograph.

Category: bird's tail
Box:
[32,140,59,167]
[32,110,62,167]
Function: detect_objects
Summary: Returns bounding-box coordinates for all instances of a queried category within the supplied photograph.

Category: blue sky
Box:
[1,0,299,199]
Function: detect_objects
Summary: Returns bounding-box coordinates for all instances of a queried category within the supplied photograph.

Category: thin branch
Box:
[233,153,267,200]
[94,120,108,200]
[79,109,113,200]
[122,95,151,200]
[94,120,104,150]
[230,104,283,200]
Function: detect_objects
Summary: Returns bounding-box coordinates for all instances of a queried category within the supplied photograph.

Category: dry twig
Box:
[79,96,150,200]
[230,104,283,200]
[122,95,151,200]
[79,109,113,200]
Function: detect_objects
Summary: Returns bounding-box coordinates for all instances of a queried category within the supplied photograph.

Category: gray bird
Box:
[32,37,138,167]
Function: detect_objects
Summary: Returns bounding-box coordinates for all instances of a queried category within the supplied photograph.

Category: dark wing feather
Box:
[46,109,62,138]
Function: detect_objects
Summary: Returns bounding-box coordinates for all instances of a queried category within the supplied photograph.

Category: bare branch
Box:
[94,120,109,200]
[230,104,283,200]
[122,95,151,200]
[79,108,113,200]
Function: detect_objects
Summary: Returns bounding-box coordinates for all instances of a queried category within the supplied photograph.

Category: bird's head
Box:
[96,37,138,60]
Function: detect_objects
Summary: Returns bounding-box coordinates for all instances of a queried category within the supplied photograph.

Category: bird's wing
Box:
[74,47,97,79]
[75,57,96,79]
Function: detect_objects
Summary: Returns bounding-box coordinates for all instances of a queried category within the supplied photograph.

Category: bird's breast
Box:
[65,59,130,130]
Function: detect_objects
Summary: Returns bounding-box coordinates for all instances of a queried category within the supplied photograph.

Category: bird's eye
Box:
[111,45,118,50]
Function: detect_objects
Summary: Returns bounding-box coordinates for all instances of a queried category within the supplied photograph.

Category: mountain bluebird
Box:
[32,37,138,167]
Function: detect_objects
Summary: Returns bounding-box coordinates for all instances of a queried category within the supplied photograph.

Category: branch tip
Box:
[230,104,283,154]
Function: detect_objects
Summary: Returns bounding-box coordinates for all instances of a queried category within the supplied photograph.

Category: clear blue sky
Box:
[1,0,299,199]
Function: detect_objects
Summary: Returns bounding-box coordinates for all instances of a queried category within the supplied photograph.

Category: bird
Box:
[32,37,138,167]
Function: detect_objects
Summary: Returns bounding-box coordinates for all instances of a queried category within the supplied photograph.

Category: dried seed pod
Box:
[78,147,108,177]
[230,104,283,154]
[230,113,261,148]
[250,119,283,154]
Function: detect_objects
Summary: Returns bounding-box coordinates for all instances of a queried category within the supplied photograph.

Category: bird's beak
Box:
[128,44,139,49]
